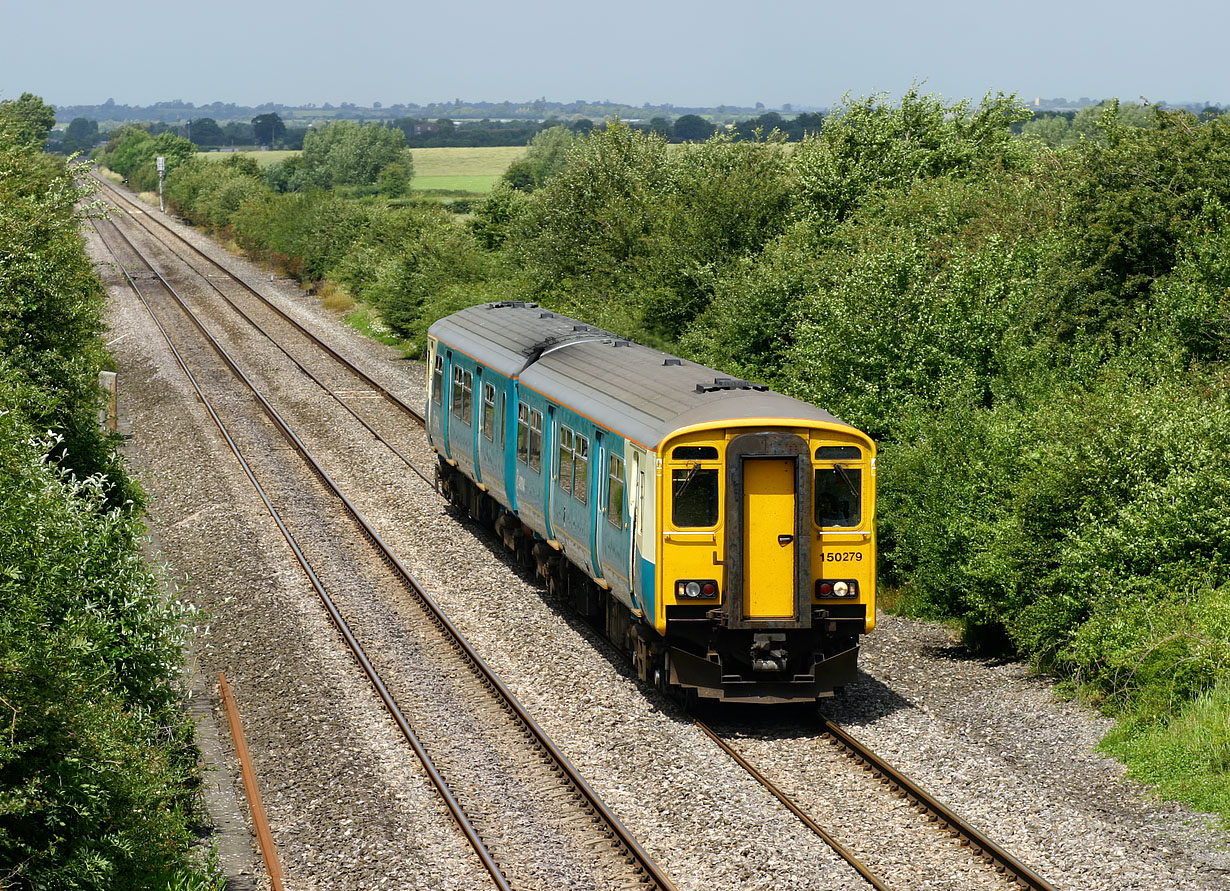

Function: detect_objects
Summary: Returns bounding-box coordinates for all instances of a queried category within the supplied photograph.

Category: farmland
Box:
[198,144,525,194]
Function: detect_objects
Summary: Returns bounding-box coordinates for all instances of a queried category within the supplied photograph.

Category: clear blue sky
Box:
[4,0,1226,110]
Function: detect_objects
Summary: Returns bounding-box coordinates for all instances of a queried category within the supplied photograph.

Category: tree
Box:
[501,125,575,192]
[672,114,716,142]
[297,120,413,190]
[62,117,100,154]
[0,93,56,150]
[252,112,285,146]
[188,117,225,147]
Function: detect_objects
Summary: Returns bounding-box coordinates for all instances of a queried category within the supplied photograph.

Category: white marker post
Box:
[98,371,118,434]
[156,155,166,212]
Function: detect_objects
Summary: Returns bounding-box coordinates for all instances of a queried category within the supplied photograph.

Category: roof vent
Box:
[609,339,631,347]
[663,358,683,366]
[539,311,555,318]
[696,377,769,393]
[488,300,536,309]
[573,325,590,332]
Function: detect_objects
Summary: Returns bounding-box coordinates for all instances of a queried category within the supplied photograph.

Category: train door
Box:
[724,432,812,629]
[742,458,796,618]
[473,367,485,486]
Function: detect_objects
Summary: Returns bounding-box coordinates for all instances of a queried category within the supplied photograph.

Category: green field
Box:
[198,145,524,194]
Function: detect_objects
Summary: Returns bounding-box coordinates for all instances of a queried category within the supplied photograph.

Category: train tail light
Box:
[677,579,719,599]
[817,580,858,598]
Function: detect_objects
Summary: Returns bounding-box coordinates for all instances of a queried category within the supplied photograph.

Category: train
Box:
[425,302,876,704]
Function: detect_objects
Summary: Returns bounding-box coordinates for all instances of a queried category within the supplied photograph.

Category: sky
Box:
[3,0,1227,111]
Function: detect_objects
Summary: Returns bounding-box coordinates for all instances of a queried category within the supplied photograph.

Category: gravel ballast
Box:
[89,195,1229,891]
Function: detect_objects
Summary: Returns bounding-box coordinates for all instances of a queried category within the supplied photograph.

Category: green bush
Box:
[0,135,215,888]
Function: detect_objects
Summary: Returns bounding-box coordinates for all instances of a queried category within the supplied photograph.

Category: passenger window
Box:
[482,384,495,441]
[529,409,543,473]
[558,426,574,495]
[672,466,719,528]
[432,355,443,405]
[815,466,862,527]
[517,404,529,464]
[452,368,473,424]
[607,454,624,527]
[574,435,588,504]
[498,392,506,446]
[451,366,464,419]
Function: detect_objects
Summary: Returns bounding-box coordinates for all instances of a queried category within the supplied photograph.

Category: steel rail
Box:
[92,216,515,891]
[218,673,286,891]
[693,719,890,891]
[94,216,678,891]
[93,173,424,424]
[99,191,437,490]
[819,716,1059,891]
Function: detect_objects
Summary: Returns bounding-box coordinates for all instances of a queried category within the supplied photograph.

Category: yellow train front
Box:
[653,417,876,702]
[426,302,875,704]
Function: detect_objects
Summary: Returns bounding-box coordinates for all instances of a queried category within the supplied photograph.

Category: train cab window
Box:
[574,435,589,504]
[672,465,719,528]
[558,426,574,495]
[607,454,625,528]
[816,446,861,461]
[517,405,529,463]
[452,367,473,424]
[482,384,496,441]
[815,465,862,527]
[673,446,718,460]
[432,355,443,405]
[498,393,506,446]
[528,409,543,472]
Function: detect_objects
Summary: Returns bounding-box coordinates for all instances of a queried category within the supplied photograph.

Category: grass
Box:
[411,174,503,193]
[342,305,415,352]
[1100,679,1230,826]
[199,146,524,194]
[197,149,296,167]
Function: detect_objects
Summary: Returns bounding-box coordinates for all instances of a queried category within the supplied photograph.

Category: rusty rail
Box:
[218,672,285,891]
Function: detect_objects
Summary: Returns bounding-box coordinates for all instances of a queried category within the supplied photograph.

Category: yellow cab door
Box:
[742,457,797,619]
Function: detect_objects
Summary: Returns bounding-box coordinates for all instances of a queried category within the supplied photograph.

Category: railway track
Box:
[93,174,436,487]
[93,180,1065,891]
[90,208,677,891]
[698,710,1060,891]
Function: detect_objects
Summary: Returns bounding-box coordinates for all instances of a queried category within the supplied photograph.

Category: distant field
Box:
[198,145,524,194]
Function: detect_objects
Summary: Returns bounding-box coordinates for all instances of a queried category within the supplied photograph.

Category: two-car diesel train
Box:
[426,302,876,704]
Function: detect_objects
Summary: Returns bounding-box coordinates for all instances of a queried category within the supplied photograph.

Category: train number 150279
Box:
[823,551,863,562]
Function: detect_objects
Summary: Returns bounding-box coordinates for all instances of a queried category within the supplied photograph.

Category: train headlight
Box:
[676,579,719,599]
[816,579,858,598]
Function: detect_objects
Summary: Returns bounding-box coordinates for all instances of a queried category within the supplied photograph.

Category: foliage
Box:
[296,120,413,191]
[789,88,1032,231]
[251,112,285,146]
[0,144,130,493]
[152,92,1230,821]
[501,125,576,192]
[330,203,492,347]
[62,117,101,155]
[0,130,213,889]
[0,93,56,151]
[1054,106,1230,346]
[96,126,197,191]
[229,188,369,282]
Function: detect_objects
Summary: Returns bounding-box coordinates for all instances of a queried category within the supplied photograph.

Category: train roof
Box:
[428,302,856,451]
